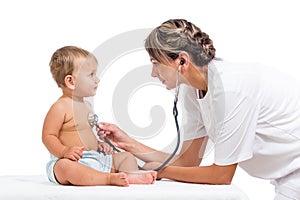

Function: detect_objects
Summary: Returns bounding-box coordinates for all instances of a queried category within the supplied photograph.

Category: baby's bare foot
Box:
[110,172,129,186]
[126,171,157,184]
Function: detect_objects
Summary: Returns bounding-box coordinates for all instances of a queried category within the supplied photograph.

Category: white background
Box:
[1,0,300,199]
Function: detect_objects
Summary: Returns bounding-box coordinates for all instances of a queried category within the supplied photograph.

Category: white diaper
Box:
[46,150,112,184]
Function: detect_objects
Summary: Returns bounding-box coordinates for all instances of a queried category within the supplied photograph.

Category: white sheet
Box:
[0,175,249,200]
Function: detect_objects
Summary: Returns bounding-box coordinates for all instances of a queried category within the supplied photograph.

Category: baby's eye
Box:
[89,72,94,77]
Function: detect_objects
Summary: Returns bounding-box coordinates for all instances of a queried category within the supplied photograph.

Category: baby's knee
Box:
[122,151,135,160]
[54,158,73,173]
[53,158,74,185]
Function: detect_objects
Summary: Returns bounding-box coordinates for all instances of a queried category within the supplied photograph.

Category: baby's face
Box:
[72,58,100,98]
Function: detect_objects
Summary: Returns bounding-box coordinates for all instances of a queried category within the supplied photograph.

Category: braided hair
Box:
[145,19,215,67]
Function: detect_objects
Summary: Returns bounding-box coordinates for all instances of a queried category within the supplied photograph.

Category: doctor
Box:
[99,19,300,199]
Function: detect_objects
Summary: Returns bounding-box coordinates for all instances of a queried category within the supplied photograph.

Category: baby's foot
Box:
[126,171,157,184]
[110,172,129,186]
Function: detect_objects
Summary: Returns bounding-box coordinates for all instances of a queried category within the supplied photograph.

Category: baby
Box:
[42,46,156,186]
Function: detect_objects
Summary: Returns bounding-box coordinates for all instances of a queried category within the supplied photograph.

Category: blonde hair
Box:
[49,46,98,87]
[145,19,215,66]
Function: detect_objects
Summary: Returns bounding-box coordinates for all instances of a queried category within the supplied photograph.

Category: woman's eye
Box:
[150,59,160,66]
[151,61,159,66]
[153,63,160,67]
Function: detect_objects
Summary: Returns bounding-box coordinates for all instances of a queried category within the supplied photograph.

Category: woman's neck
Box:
[185,64,208,91]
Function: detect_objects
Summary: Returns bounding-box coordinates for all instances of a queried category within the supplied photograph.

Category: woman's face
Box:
[150,57,178,90]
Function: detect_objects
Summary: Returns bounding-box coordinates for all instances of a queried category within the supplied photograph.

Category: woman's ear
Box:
[64,75,75,90]
[177,51,190,72]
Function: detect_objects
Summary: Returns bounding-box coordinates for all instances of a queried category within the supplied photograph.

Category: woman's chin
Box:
[163,82,175,90]
[165,85,171,90]
[165,85,175,90]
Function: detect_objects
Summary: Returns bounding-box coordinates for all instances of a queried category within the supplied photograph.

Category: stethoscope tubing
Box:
[89,103,181,172]
[88,69,182,171]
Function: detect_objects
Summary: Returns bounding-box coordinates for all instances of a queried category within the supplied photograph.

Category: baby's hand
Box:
[98,142,114,155]
[63,146,85,161]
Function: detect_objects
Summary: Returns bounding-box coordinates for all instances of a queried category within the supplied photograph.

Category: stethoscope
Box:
[87,60,183,171]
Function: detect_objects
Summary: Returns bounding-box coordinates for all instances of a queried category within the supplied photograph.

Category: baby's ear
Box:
[64,75,75,90]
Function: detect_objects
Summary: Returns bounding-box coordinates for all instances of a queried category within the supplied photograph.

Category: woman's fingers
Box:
[97,130,111,140]
[99,122,119,132]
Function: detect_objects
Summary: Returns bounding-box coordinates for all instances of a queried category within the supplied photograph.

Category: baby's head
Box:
[49,46,98,88]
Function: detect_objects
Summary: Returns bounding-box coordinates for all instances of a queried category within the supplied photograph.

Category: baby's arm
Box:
[42,101,84,161]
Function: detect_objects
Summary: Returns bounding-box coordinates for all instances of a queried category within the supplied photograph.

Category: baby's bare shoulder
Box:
[49,96,72,113]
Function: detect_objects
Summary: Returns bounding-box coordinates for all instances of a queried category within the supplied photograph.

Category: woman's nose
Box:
[151,67,158,77]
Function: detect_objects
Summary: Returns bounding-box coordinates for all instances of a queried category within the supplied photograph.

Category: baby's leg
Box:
[54,158,129,186]
[112,152,157,184]
[112,151,139,172]
[109,173,129,186]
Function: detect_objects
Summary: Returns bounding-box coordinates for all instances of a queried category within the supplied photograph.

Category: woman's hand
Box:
[97,122,133,150]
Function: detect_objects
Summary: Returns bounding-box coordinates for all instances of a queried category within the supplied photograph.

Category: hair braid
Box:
[145,19,216,66]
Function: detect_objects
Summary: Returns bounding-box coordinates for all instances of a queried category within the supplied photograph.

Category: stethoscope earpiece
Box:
[177,60,184,72]
[179,59,185,66]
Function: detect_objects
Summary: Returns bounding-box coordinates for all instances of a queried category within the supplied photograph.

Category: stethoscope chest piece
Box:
[88,113,99,128]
